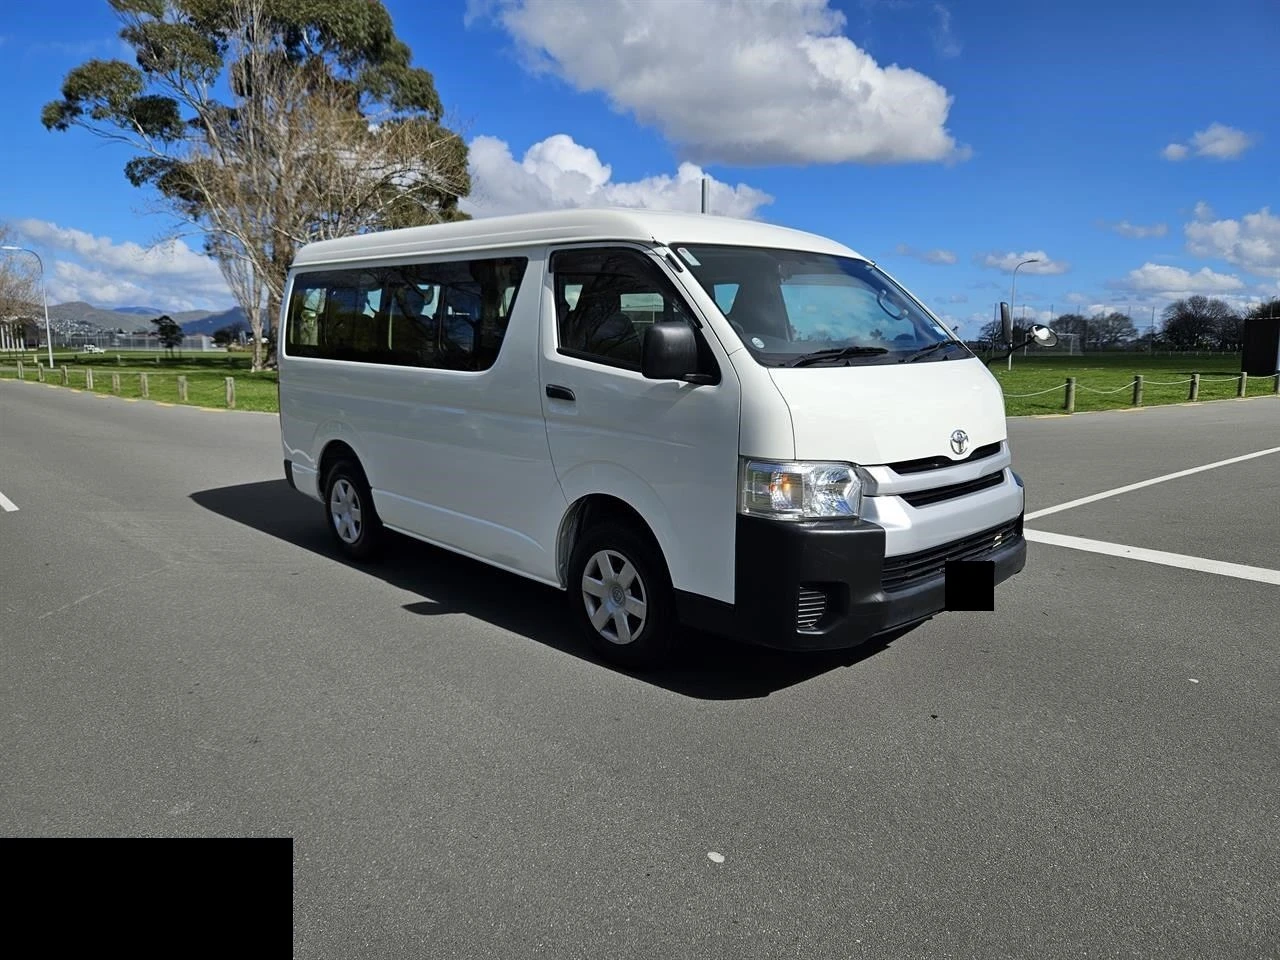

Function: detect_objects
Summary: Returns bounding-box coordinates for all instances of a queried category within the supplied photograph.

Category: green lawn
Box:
[3,349,261,370]
[990,352,1276,416]
[0,362,278,412]
[1,351,1275,417]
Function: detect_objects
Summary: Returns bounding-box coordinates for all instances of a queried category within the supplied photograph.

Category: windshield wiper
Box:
[787,346,889,367]
[903,340,964,363]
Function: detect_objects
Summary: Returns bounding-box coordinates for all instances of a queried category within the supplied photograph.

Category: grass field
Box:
[2,350,1276,417]
[0,359,278,412]
[989,352,1277,415]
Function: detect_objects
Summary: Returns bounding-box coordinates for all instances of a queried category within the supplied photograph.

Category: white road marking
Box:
[1026,446,1280,521]
[0,490,17,513]
[1025,529,1280,586]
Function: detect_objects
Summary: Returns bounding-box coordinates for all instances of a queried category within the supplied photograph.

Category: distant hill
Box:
[44,300,246,336]
[179,306,247,334]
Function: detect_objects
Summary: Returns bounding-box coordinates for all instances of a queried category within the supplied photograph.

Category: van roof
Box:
[289,207,865,268]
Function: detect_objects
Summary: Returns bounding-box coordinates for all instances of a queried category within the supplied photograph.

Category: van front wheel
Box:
[569,522,675,667]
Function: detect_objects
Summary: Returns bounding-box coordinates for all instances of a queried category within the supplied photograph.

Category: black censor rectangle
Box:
[944,560,995,611]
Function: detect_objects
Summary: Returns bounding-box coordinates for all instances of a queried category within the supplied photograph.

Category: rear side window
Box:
[285,257,528,371]
[551,248,698,369]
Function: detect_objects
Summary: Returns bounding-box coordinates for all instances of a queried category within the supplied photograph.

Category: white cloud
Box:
[462,134,774,219]
[979,250,1069,275]
[1162,123,1254,162]
[1185,205,1280,279]
[931,3,961,58]
[1190,123,1254,159]
[469,0,966,166]
[1064,292,1090,305]
[1117,262,1245,298]
[14,219,232,311]
[1006,305,1055,324]
[1110,220,1168,239]
[895,243,956,264]
[1193,201,1215,220]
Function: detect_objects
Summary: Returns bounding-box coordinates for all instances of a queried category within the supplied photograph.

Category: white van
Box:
[278,209,1035,665]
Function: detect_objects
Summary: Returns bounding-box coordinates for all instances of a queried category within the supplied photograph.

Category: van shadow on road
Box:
[191,480,913,700]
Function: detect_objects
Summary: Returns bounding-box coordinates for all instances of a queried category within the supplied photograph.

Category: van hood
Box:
[768,357,1007,466]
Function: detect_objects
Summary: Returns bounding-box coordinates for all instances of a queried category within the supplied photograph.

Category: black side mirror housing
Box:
[641,323,706,382]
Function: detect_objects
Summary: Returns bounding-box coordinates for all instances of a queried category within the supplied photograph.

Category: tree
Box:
[212,322,246,346]
[1161,296,1236,350]
[1090,311,1137,348]
[1245,299,1280,321]
[0,223,39,322]
[42,0,470,372]
[153,314,183,356]
[1052,313,1088,345]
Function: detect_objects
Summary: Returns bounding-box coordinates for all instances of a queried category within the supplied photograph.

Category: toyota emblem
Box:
[950,429,969,455]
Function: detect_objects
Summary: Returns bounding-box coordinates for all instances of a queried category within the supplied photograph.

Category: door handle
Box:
[545,384,576,402]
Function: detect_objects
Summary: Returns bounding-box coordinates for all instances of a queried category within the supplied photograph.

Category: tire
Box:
[323,458,384,562]
[568,520,676,668]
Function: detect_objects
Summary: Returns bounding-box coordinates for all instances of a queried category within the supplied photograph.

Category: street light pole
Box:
[1,245,55,369]
[1009,257,1039,370]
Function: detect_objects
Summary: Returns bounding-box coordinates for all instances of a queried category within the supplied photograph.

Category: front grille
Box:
[900,470,1005,508]
[881,519,1020,592]
[888,441,1002,475]
[796,587,827,631]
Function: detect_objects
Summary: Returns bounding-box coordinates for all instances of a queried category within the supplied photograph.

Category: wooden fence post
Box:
[60,365,69,385]
[1189,373,1200,402]
[1273,373,1280,395]
[1064,377,1076,414]
[16,361,24,381]
[111,372,121,394]
[177,375,188,403]
[1132,375,1143,407]
[225,376,236,409]
[140,372,149,398]
[1237,373,1248,398]
[85,368,94,390]
[36,363,45,383]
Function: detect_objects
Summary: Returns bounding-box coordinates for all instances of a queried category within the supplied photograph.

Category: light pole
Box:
[1009,257,1039,370]
[1,245,55,369]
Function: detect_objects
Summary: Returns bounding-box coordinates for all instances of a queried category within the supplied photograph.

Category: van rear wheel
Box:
[323,458,384,562]
[569,521,675,668]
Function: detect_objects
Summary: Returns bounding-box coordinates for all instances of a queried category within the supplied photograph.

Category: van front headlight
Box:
[739,459,863,520]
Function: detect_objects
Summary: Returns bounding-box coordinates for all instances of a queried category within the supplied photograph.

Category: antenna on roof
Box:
[701,177,709,215]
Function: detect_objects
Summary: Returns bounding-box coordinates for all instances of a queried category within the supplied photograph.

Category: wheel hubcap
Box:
[581,549,647,645]
[329,478,362,544]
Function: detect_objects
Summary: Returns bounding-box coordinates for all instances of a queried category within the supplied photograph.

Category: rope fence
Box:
[1,361,254,410]
[1,359,1278,415]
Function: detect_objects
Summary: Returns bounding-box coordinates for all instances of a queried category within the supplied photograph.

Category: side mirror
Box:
[1000,302,1013,347]
[1029,324,1058,347]
[983,324,1060,366]
[641,323,701,381]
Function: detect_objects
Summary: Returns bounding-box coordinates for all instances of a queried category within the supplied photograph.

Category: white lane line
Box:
[1025,529,1280,586]
[1026,445,1280,521]
[0,490,18,513]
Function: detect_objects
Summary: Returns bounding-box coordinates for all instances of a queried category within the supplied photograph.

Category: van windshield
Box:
[672,244,967,367]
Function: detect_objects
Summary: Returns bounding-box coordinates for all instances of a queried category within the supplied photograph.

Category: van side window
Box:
[285,257,529,371]
[552,248,698,370]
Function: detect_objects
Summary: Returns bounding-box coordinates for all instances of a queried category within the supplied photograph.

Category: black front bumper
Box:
[677,513,1026,651]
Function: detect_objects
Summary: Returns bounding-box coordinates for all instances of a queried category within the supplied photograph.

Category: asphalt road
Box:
[2,382,1277,959]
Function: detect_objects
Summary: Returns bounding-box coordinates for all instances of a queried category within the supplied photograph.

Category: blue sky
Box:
[0,0,1276,334]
